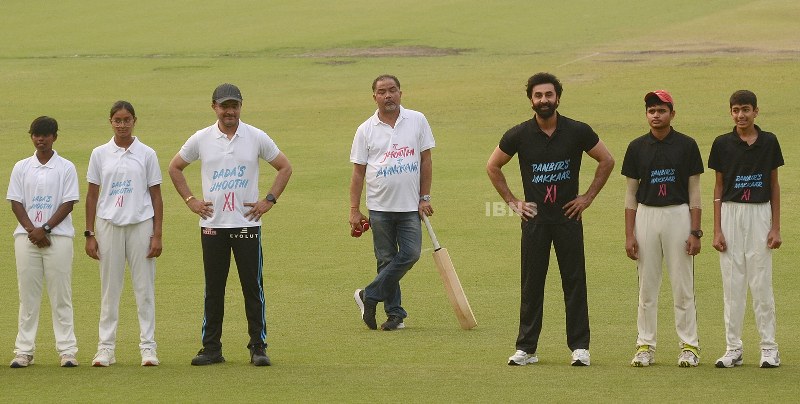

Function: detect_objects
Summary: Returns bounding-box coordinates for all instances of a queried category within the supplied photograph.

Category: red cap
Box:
[644,90,673,106]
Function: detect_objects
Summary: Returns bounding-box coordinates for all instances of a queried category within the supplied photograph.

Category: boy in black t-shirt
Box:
[708,90,783,368]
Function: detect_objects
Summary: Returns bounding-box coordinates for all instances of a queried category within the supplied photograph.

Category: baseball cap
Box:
[212,83,243,103]
[644,90,673,106]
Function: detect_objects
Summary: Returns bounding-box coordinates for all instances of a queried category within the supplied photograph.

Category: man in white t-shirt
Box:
[169,83,292,366]
[350,74,435,331]
[7,116,80,368]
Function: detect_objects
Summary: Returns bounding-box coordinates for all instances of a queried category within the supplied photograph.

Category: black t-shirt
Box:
[708,125,784,203]
[621,129,704,206]
[499,114,600,224]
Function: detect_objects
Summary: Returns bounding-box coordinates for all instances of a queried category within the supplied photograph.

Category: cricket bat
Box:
[422,215,477,330]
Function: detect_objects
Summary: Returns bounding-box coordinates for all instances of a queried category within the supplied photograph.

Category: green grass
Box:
[1,0,799,402]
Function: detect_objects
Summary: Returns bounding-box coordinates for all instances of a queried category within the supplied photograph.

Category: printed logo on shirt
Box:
[209,165,249,192]
[650,169,675,184]
[34,211,43,223]
[223,192,236,212]
[30,195,54,210]
[531,159,571,184]
[110,180,133,196]
[376,144,419,178]
[734,174,763,189]
[202,227,217,236]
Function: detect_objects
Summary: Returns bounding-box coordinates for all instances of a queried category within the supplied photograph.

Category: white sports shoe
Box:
[508,350,538,366]
[631,346,655,367]
[760,348,780,368]
[678,349,699,367]
[571,349,590,366]
[92,348,116,367]
[60,353,79,367]
[715,349,743,368]
[141,348,160,366]
[10,354,33,368]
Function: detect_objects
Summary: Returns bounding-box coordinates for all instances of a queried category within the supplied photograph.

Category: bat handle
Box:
[421,214,442,250]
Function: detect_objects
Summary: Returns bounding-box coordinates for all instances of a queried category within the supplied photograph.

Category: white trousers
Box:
[14,234,77,356]
[635,204,699,349]
[96,218,156,350]
[719,202,777,350]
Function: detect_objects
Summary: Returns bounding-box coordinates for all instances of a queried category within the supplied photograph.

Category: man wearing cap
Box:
[621,90,703,367]
[168,83,292,366]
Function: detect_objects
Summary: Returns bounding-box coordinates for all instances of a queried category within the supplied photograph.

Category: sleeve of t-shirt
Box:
[497,127,519,157]
[63,161,80,203]
[6,161,24,203]
[86,148,102,185]
[258,132,281,163]
[146,149,163,187]
[580,124,600,152]
[620,141,639,179]
[418,114,436,152]
[687,139,704,176]
[178,132,201,163]
[771,134,785,170]
[707,138,723,172]
[350,124,368,165]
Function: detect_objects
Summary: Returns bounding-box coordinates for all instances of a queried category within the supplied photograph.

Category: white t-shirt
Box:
[350,106,435,212]
[179,120,281,228]
[87,137,162,226]
[7,150,80,237]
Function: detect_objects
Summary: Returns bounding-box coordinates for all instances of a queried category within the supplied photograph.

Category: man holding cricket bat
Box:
[487,72,614,366]
[350,74,435,331]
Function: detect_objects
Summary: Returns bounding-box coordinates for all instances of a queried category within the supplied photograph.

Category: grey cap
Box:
[212,83,243,103]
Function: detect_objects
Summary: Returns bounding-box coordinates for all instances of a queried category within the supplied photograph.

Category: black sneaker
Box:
[191,348,225,366]
[380,315,405,331]
[249,344,271,366]
[354,289,377,330]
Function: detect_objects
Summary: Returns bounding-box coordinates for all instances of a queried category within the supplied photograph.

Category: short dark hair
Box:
[730,90,757,108]
[526,72,563,99]
[29,116,58,136]
[110,100,136,118]
[645,94,673,111]
[372,74,400,92]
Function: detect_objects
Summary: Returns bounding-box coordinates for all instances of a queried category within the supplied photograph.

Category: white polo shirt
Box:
[179,120,281,228]
[7,150,80,237]
[87,137,162,226]
[350,106,435,212]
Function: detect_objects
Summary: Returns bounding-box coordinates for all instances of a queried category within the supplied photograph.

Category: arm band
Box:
[688,175,701,209]
[625,178,639,210]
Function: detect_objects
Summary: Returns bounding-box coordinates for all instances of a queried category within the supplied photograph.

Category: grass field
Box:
[1,0,799,402]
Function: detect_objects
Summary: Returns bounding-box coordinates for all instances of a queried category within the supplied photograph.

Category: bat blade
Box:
[432,247,477,330]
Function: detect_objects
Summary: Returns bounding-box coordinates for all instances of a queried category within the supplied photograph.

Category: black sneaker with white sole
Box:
[354,289,377,330]
[380,315,405,331]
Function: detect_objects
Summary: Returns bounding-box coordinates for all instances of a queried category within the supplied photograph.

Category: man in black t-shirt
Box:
[487,72,614,367]
[621,90,703,368]
[708,90,783,369]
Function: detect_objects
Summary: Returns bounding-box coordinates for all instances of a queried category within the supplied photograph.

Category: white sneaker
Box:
[92,348,116,367]
[631,346,655,367]
[678,349,699,367]
[571,349,590,366]
[141,348,160,366]
[508,350,538,366]
[10,354,33,368]
[60,353,79,367]
[715,349,743,368]
[760,348,780,368]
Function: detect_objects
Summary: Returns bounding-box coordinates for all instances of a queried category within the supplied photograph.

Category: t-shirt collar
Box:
[647,128,675,144]
[32,150,59,168]
[372,106,406,126]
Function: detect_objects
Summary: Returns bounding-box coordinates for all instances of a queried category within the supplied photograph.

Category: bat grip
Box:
[421,215,442,250]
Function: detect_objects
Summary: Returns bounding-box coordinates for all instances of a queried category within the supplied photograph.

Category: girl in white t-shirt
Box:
[85,101,163,367]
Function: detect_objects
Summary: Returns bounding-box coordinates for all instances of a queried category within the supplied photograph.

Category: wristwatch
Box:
[266,193,277,204]
[84,230,95,238]
[690,229,703,238]
[420,195,431,202]
[42,223,52,234]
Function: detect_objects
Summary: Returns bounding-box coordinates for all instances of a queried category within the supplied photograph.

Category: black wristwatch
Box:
[84,230,95,238]
[42,223,52,234]
[690,229,703,238]
[265,193,277,204]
